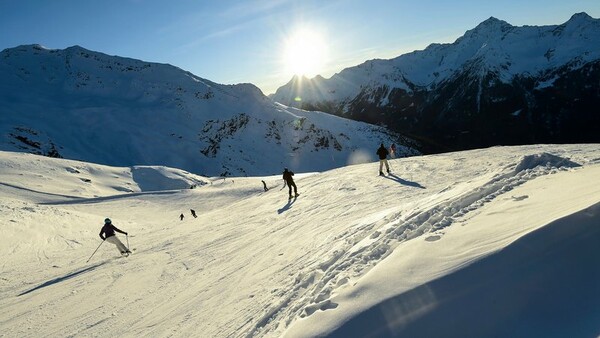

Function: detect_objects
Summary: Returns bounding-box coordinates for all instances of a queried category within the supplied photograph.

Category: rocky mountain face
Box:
[0,45,418,177]
[271,13,600,153]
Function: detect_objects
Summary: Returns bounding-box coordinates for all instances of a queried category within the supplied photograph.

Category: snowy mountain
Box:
[0,44,418,177]
[271,13,600,153]
[1,145,599,337]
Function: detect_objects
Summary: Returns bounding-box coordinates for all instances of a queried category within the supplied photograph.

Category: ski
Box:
[120,248,136,258]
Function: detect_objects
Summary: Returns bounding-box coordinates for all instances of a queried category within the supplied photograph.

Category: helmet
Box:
[104,218,111,224]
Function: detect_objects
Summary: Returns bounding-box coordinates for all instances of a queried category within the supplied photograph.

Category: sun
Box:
[283,28,328,78]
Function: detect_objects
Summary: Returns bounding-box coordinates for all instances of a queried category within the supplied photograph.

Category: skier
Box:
[180,213,184,221]
[261,180,269,192]
[389,143,397,158]
[376,143,390,176]
[190,209,197,218]
[99,218,131,255]
[282,168,299,199]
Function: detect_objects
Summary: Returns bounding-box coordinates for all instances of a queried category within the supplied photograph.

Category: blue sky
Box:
[1,0,599,94]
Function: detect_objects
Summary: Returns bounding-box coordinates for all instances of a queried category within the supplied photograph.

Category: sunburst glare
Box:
[283,28,328,78]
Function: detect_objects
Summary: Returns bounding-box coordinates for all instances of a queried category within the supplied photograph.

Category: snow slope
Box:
[0,144,599,337]
[0,45,418,177]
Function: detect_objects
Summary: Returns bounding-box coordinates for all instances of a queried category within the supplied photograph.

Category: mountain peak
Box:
[566,12,594,25]
[458,16,513,41]
[570,12,592,20]
[9,44,51,52]
[474,16,512,31]
[65,45,91,52]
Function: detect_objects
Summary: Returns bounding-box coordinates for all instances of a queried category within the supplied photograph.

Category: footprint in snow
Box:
[511,195,529,201]
[303,299,339,317]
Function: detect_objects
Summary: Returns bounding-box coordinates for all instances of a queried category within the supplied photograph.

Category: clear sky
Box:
[1,0,599,94]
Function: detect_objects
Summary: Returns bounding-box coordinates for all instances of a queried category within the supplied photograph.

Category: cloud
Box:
[220,0,294,20]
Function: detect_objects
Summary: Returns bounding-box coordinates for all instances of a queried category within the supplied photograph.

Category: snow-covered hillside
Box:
[1,144,599,337]
[0,45,418,177]
[270,13,600,154]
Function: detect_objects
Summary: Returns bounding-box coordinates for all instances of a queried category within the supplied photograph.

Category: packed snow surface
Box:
[0,144,599,337]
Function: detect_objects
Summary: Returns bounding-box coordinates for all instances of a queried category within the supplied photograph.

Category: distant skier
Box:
[180,213,184,221]
[261,180,269,192]
[376,143,390,176]
[99,218,131,255]
[282,168,299,199]
[190,209,197,218]
[389,143,396,158]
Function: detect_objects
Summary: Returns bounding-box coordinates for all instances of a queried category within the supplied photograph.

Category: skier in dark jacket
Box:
[99,218,131,254]
[376,143,390,175]
[190,209,197,218]
[283,168,299,199]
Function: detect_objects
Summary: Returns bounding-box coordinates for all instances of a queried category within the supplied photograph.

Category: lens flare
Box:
[283,28,328,77]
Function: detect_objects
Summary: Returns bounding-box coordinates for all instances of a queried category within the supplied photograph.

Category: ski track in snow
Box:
[245,151,585,336]
[0,145,598,337]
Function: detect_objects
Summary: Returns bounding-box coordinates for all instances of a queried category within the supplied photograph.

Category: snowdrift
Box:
[320,202,600,338]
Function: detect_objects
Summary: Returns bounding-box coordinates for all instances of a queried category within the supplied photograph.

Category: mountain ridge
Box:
[270,13,600,153]
[0,44,419,176]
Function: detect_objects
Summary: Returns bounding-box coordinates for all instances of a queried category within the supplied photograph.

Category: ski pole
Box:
[86,240,104,263]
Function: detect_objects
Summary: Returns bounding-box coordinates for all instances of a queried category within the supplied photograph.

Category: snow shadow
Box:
[0,182,81,200]
[18,262,106,296]
[278,197,297,214]
[384,174,426,189]
[328,202,600,338]
[40,190,180,205]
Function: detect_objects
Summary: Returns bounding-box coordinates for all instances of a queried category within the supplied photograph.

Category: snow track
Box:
[247,151,587,336]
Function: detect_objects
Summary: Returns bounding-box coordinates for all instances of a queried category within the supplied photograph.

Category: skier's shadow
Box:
[18,262,105,296]
[277,197,297,214]
[385,174,426,189]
